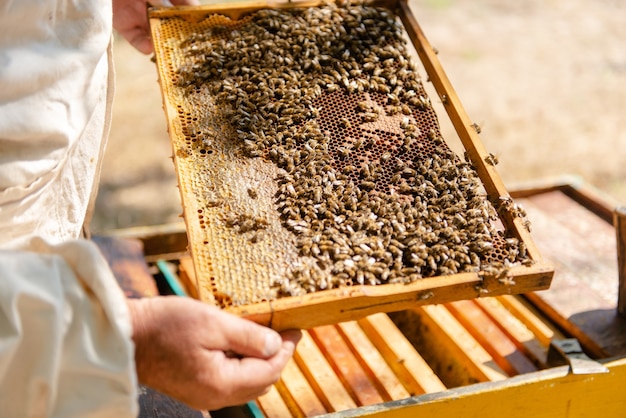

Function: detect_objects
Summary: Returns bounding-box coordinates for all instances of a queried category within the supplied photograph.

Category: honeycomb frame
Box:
[148,0,554,330]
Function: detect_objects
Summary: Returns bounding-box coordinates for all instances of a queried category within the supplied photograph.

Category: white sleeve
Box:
[0,237,138,418]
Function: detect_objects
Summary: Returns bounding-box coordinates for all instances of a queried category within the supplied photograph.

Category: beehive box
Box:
[99,175,626,416]
[148,0,554,330]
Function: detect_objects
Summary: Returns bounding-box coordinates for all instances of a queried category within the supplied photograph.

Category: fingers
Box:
[125,31,154,55]
[209,332,302,406]
[136,297,299,360]
[113,0,164,55]
[230,330,302,393]
[119,0,199,55]
[213,315,283,358]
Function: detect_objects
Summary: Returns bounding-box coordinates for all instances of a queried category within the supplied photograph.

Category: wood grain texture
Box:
[496,295,563,346]
[308,325,385,407]
[276,359,327,417]
[293,331,357,412]
[389,306,508,387]
[257,385,293,418]
[357,314,446,395]
[336,321,411,402]
[474,297,548,368]
[229,265,553,331]
[447,300,537,376]
[513,186,626,357]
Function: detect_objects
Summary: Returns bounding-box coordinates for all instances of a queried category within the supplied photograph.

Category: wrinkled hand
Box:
[112,0,199,54]
[127,296,301,410]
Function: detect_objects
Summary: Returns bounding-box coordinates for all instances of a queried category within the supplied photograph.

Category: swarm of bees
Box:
[175,2,532,298]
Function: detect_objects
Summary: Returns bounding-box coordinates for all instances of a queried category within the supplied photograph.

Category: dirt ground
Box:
[92,0,626,232]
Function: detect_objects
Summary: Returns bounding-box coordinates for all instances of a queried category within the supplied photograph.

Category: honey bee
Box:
[485,153,499,166]
[342,164,356,174]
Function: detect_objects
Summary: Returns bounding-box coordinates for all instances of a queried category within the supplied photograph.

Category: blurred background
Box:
[91,0,626,232]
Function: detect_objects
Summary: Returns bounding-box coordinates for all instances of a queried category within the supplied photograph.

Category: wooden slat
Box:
[98,222,189,259]
[148,0,373,21]
[412,305,508,383]
[357,314,446,395]
[496,295,563,346]
[446,300,538,376]
[275,358,326,417]
[178,255,201,300]
[293,331,357,412]
[336,321,411,402]
[234,264,553,331]
[474,297,548,368]
[308,325,384,406]
[257,384,294,418]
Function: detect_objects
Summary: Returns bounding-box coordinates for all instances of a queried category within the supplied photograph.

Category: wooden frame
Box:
[148,0,554,330]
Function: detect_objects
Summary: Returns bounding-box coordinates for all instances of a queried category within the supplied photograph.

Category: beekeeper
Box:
[0,0,301,416]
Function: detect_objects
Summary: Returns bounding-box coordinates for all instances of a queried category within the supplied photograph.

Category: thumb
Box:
[212,311,283,358]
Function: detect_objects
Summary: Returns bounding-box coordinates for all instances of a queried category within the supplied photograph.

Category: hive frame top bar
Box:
[148,0,554,330]
[149,0,400,21]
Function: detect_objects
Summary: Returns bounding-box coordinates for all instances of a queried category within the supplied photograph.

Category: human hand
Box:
[127,296,301,410]
[112,0,200,54]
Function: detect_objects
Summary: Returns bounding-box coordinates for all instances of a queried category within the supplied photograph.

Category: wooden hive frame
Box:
[148,0,554,330]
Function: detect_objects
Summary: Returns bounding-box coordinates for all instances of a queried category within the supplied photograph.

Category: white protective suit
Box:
[0,0,138,416]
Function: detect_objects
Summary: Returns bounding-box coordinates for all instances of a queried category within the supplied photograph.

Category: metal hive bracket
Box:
[547,338,610,375]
